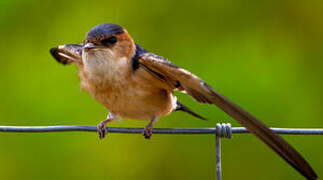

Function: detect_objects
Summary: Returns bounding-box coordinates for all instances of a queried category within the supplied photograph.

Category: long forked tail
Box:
[175,101,207,120]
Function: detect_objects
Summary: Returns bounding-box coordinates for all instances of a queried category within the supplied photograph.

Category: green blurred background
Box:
[0,0,322,179]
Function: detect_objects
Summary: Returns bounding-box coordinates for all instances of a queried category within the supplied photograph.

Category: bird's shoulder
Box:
[134,47,218,104]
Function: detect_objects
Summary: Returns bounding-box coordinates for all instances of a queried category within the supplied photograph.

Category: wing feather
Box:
[50,43,83,65]
[138,53,317,180]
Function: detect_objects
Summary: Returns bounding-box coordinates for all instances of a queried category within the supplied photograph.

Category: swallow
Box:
[50,23,317,179]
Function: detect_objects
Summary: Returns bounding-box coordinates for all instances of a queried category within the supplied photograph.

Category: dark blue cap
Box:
[86,23,124,40]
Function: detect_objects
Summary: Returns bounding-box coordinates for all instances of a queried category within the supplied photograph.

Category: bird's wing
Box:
[50,43,83,65]
[138,53,317,180]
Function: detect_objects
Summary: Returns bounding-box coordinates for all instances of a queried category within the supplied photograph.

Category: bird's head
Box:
[82,23,135,63]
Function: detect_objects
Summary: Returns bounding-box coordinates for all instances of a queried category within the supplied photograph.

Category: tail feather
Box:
[175,101,207,120]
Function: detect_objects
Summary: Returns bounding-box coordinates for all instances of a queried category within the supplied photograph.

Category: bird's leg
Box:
[97,113,116,139]
[143,116,157,139]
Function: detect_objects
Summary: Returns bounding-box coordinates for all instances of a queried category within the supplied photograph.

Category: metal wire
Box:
[215,136,222,180]
[0,125,322,135]
[216,123,232,138]
[0,124,321,180]
[215,123,233,180]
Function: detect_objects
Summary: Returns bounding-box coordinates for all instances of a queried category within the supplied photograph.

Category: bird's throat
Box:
[82,51,131,83]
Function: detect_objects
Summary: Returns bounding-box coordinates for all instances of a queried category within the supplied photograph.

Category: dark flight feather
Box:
[175,101,207,120]
[50,44,83,65]
[138,52,317,180]
[49,42,317,180]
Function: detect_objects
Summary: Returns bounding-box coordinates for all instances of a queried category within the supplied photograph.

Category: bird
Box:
[50,23,317,180]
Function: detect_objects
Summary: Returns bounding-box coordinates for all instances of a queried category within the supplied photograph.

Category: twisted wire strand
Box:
[216,123,232,138]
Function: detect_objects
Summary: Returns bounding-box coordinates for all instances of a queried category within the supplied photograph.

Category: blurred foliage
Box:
[0,0,322,179]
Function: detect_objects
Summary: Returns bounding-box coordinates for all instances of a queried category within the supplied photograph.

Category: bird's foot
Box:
[143,125,153,139]
[97,119,110,139]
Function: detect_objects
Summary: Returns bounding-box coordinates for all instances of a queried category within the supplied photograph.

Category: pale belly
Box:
[84,74,176,121]
[80,54,176,121]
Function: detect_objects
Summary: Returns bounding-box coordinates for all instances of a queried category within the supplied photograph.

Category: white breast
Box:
[82,49,130,83]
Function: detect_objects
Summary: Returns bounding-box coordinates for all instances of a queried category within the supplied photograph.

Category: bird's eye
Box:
[101,37,117,46]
